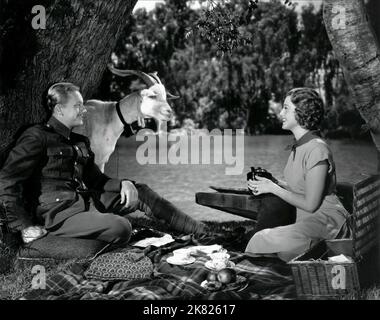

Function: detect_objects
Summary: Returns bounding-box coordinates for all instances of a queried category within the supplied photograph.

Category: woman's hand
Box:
[120,180,139,210]
[247,176,279,195]
[276,178,289,189]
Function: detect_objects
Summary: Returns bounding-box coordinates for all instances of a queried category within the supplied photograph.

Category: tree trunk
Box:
[323,0,380,171]
[0,0,137,149]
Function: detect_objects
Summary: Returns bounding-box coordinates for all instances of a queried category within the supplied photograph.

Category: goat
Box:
[74,65,179,172]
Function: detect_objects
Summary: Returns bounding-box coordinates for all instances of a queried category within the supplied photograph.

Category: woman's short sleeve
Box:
[305,141,332,172]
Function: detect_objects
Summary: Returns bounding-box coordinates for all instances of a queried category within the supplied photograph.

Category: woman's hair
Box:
[45,82,80,113]
[286,87,324,130]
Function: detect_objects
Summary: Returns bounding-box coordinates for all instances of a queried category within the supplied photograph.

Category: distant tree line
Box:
[96,0,368,139]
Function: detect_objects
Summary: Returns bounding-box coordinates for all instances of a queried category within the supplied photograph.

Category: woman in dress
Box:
[245,87,349,262]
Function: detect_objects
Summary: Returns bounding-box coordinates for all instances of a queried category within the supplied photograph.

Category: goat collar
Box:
[115,102,138,136]
[116,101,128,127]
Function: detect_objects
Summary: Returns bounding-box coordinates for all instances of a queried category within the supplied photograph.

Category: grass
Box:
[1,218,380,300]
[0,254,80,300]
[340,286,380,300]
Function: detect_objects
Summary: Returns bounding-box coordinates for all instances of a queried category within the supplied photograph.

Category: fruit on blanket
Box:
[217,268,236,284]
[202,280,222,291]
[207,271,218,282]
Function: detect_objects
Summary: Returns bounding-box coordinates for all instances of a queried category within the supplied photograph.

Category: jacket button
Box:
[56,198,60,201]
[74,162,78,165]
[59,152,63,155]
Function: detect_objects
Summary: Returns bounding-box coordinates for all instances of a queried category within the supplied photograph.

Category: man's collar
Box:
[46,116,72,140]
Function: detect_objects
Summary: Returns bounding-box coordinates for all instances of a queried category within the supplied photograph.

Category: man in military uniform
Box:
[0,82,207,244]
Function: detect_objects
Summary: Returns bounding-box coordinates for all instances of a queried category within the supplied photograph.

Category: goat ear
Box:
[166,92,180,100]
[141,89,157,98]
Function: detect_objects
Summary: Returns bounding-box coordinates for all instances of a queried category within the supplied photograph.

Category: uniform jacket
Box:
[0,116,125,231]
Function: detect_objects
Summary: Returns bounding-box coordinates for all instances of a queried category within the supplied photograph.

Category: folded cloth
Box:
[132,234,175,248]
[328,254,353,263]
[84,248,154,281]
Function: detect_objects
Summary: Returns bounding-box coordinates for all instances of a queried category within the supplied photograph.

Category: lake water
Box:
[105,134,378,222]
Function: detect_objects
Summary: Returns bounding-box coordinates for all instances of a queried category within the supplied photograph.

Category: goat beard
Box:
[137,116,146,128]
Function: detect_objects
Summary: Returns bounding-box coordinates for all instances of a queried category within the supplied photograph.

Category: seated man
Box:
[0,82,208,245]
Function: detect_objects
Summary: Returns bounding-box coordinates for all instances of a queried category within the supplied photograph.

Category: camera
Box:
[246,167,277,183]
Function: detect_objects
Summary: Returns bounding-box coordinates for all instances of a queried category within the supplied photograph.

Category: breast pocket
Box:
[46,146,74,176]
[36,191,78,222]
[74,142,91,165]
[39,191,77,206]
[47,146,73,157]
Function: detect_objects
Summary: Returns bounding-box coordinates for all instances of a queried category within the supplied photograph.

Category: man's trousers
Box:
[48,183,206,244]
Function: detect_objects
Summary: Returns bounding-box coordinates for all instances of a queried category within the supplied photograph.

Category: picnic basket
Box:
[289,174,380,299]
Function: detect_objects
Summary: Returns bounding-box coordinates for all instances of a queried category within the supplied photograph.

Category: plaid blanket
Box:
[22,232,296,300]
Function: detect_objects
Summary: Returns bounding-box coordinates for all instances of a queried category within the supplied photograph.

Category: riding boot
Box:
[135,183,208,235]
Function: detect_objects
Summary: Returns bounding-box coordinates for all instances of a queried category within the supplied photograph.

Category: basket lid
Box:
[352,175,380,258]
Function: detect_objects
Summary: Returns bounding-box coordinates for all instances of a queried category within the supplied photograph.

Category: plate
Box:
[166,256,196,265]
[205,260,236,271]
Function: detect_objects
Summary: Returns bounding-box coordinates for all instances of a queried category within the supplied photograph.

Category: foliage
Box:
[98,0,365,137]
[186,0,256,55]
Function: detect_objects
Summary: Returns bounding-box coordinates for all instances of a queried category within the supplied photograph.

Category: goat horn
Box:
[148,72,179,99]
[148,72,162,84]
[107,64,156,87]
[166,92,180,100]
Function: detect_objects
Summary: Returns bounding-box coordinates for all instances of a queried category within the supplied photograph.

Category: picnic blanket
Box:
[21,231,296,300]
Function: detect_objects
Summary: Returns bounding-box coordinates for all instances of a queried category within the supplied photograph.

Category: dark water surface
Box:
[105,134,377,222]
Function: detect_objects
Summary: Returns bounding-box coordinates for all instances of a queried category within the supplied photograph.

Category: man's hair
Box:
[46,82,80,113]
[286,87,324,130]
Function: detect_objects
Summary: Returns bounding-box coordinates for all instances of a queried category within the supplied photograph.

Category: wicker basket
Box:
[289,175,380,299]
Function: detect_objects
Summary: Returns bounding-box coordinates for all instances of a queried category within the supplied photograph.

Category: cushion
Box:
[18,234,109,260]
[1,203,108,260]
[84,248,153,281]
